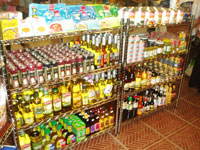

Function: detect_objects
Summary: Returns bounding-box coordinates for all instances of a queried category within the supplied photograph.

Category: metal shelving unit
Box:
[0,26,122,149]
[117,19,194,133]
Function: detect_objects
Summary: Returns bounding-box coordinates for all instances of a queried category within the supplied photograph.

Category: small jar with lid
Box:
[10,67,20,88]
[20,65,28,87]
[58,59,65,79]
[36,62,44,84]
[28,65,36,86]
[64,57,71,77]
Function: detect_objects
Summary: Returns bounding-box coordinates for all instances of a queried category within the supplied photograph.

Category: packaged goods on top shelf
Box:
[127,31,186,64]
[118,6,185,26]
[18,104,115,149]
[5,32,119,88]
[122,83,176,122]
[124,58,183,93]
[11,69,118,128]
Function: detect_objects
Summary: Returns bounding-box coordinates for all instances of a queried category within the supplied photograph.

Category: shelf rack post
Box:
[176,16,195,107]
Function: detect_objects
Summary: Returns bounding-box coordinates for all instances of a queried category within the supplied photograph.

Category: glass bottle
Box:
[94,74,100,102]
[41,88,53,118]
[94,112,100,133]
[101,36,107,68]
[81,83,89,106]
[124,67,130,92]
[109,105,114,126]
[52,88,62,115]
[64,120,76,145]
[85,114,91,137]
[107,34,114,66]
[64,57,71,77]
[112,69,118,97]
[105,71,113,99]
[30,128,43,150]
[13,101,23,128]
[141,63,148,88]
[51,120,58,143]
[132,95,138,118]
[72,79,82,108]
[90,113,95,135]
[23,105,34,125]
[55,124,67,149]
[113,34,119,65]
[43,128,55,150]
[88,81,96,105]
[122,97,128,122]
[99,72,106,100]
[135,64,141,90]
[99,110,105,130]
[127,96,133,119]
[60,82,71,112]
[129,66,135,92]
[94,37,102,69]
[137,96,144,116]
[33,91,44,122]
[40,124,46,146]
[104,109,109,128]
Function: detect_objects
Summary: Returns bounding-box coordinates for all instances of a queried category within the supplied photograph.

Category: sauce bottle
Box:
[30,128,43,150]
[60,82,71,112]
[51,120,58,143]
[33,91,44,122]
[52,88,62,115]
[55,124,66,149]
[137,96,144,116]
[65,120,76,145]
[109,105,114,126]
[41,88,53,118]
[43,128,55,150]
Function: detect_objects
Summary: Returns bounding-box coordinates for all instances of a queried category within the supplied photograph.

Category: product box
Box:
[18,18,35,38]
[0,19,19,40]
[0,11,22,20]
[30,17,50,36]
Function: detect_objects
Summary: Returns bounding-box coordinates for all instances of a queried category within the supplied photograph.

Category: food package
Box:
[30,17,50,36]
[48,21,63,34]
[18,18,35,38]
[0,19,19,40]
[29,3,70,24]
[0,77,7,130]
[0,11,22,20]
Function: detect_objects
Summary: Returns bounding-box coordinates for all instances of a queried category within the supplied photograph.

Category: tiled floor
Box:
[73,78,200,150]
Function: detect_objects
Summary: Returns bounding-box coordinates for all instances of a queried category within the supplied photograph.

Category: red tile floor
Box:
[73,78,200,150]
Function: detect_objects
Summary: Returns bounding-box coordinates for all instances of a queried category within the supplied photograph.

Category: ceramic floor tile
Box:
[192,119,200,129]
[168,125,200,150]
[146,139,181,150]
[73,133,126,150]
[115,120,162,150]
[180,85,197,98]
[141,110,187,136]
[181,93,200,107]
[168,99,200,123]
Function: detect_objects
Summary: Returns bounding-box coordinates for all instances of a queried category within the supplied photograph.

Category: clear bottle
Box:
[99,73,106,100]
[13,100,23,128]
[33,91,44,122]
[105,71,113,99]
[94,74,100,102]
[81,83,89,106]
[43,128,55,150]
[101,36,107,68]
[112,70,118,97]
[23,105,34,125]
[52,88,62,115]
[88,81,96,105]
[60,82,71,112]
[72,79,82,108]
[30,128,43,150]
[41,88,53,118]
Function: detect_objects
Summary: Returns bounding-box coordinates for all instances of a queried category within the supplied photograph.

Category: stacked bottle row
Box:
[12,70,118,128]
[122,83,176,121]
[127,31,186,64]
[124,58,183,92]
[6,32,120,88]
[18,104,115,150]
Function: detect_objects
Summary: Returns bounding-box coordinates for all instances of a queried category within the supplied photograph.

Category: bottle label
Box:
[32,141,43,150]
[129,81,135,89]
[66,68,70,76]
[44,100,53,114]
[56,139,66,148]
[151,77,156,85]
[95,122,99,131]
[86,127,90,135]
[79,66,83,73]
[105,118,109,127]
[122,102,127,109]
[47,70,52,81]
[82,96,88,105]
[67,134,76,145]
[141,79,147,87]
[135,78,141,88]
[22,74,28,87]
[62,92,71,107]
[16,114,23,128]
[44,144,55,150]
[61,70,65,78]
[24,116,34,124]
[72,67,76,75]
[124,83,129,91]
[88,90,95,101]
[73,94,82,107]
[137,108,143,116]
[147,105,150,111]
[154,99,158,109]
[133,102,138,108]
[100,120,104,129]
[109,116,114,126]
[12,76,19,88]
[34,105,43,119]
[90,125,95,133]
[38,75,44,84]
[104,84,113,96]
[127,103,133,110]
[158,97,162,106]
[21,143,31,150]
[53,98,62,111]
[30,74,36,85]
[104,54,107,63]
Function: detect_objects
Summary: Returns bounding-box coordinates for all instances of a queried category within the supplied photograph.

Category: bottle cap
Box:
[52,120,57,126]
[57,124,62,130]
[128,97,133,101]
[45,128,51,135]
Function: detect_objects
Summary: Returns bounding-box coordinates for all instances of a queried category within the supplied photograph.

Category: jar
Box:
[28,65,36,86]
[58,59,65,79]
[64,57,71,77]
[20,65,28,87]
[36,62,44,84]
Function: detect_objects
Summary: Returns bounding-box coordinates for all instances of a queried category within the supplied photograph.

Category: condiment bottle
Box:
[30,128,43,150]
[20,65,29,87]
[36,62,44,84]
[10,67,19,88]
[52,88,62,116]
[77,55,83,74]
[28,65,36,86]
[64,57,71,76]
[58,59,65,79]
[52,60,58,81]
[55,124,66,149]
[71,56,77,75]
[83,54,90,73]
[43,128,55,150]
[19,130,31,150]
